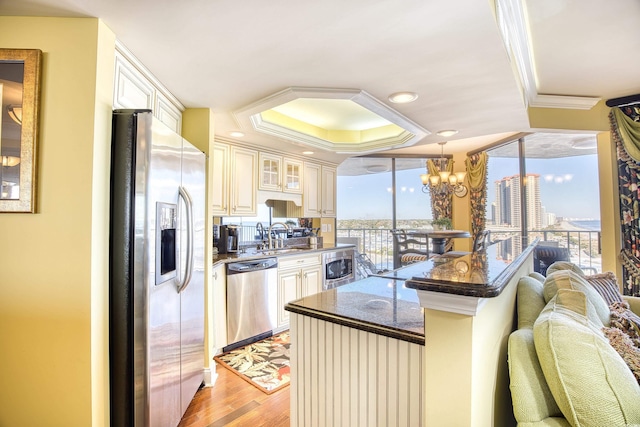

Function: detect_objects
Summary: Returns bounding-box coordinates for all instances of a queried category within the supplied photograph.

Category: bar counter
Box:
[285,238,535,343]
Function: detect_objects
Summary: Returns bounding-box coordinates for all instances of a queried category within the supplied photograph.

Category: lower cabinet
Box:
[277,254,322,328]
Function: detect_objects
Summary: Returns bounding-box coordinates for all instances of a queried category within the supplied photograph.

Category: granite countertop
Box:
[212,242,355,267]
[403,238,536,298]
[285,276,424,345]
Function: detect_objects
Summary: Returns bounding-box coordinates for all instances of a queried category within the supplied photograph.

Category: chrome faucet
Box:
[255,222,265,241]
[268,222,290,249]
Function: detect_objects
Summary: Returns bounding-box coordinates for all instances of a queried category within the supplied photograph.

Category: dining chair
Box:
[390,229,431,268]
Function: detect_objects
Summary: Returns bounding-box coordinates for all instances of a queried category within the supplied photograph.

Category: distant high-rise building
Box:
[494,174,542,228]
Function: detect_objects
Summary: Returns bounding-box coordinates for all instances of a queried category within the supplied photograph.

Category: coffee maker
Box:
[214,224,239,254]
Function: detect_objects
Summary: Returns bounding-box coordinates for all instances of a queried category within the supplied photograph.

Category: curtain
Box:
[611,105,640,296]
[466,152,488,239]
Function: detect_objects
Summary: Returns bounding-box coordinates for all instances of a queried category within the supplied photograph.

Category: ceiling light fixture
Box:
[302,151,314,155]
[420,142,467,197]
[388,92,418,104]
[7,105,22,125]
[229,131,244,138]
[436,129,459,137]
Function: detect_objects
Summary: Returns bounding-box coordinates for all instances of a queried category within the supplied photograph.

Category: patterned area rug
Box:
[214,331,290,394]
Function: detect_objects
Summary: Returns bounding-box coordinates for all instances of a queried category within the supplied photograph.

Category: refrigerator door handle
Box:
[177,185,194,293]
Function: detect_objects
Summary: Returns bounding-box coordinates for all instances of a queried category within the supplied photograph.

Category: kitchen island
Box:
[285,238,536,427]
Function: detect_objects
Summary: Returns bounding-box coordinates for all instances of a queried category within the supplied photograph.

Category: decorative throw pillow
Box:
[584,271,624,305]
[534,289,640,426]
[609,301,640,347]
[517,276,546,329]
[603,326,640,384]
[529,272,546,283]
[543,270,610,326]
[546,261,585,277]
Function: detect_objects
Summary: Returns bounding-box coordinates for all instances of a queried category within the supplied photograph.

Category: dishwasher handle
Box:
[226,258,278,275]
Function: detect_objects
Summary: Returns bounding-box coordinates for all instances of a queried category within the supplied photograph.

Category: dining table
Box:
[407,229,472,255]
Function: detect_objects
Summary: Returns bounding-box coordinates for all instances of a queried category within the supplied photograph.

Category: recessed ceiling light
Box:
[302,151,314,155]
[388,92,418,104]
[366,165,389,173]
[436,130,459,137]
[229,131,244,137]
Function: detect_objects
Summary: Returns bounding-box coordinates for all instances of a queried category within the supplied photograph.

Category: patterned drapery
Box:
[466,152,488,239]
[611,105,640,296]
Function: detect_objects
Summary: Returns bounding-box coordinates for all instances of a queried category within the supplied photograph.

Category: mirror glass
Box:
[0,49,41,213]
[0,61,24,200]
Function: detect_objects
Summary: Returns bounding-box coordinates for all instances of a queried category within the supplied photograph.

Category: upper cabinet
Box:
[113,43,183,134]
[259,153,303,194]
[321,165,337,217]
[211,142,229,216]
[303,162,336,218]
[230,146,257,216]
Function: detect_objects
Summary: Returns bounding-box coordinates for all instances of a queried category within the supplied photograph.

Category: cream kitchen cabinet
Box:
[113,45,183,134]
[259,152,282,192]
[283,158,303,193]
[258,153,303,194]
[210,263,227,353]
[211,142,229,215]
[320,165,337,217]
[230,146,257,216]
[303,162,336,218]
[276,254,322,328]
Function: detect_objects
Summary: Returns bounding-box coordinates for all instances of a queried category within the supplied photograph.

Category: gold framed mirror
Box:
[0,48,42,213]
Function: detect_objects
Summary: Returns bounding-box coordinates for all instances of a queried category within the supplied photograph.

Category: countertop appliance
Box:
[226,258,278,350]
[215,224,239,254]
[322,248,356,290]
[109,109,205,427]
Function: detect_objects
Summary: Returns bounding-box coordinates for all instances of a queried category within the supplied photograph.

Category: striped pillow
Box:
[400,253,428,264]
[584,272,624,305]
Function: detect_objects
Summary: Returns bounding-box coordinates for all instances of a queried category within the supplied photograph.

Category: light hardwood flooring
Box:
[178,362,290,427]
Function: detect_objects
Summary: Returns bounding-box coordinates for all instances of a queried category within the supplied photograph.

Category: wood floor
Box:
[178,362,290,427]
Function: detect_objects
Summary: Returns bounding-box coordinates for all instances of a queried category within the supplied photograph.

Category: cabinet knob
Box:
[213,272,218,280]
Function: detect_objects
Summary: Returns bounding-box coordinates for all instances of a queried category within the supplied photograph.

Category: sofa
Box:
[508,262,640,426]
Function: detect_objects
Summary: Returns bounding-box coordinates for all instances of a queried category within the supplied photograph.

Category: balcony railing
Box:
[337,227,603,274]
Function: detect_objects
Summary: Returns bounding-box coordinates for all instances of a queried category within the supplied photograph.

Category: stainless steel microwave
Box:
[322,248,355,290]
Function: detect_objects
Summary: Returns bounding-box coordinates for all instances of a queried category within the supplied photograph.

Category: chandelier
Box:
[420,141,468,197]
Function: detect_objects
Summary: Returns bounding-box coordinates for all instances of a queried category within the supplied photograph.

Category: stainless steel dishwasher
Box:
[226,258,278,348]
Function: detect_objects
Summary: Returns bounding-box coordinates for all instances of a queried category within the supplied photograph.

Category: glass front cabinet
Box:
[259,153,302,194]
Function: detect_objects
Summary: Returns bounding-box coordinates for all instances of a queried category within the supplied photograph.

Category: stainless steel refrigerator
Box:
[109,109,206,427]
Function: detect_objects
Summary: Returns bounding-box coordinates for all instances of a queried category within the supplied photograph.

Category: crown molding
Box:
[232,86,430,153]
[495,0,600,111]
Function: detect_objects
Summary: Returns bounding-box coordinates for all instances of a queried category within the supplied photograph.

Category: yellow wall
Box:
[597,130,623,277]
[181,108,216,378]
[423,253,530,427]
[0,17,115,426]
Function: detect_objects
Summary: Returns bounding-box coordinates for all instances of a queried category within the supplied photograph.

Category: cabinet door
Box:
[230,147,257,216]
[283,158,303,194]
[211,143,229,215]
[113,53,155,110]
[259,152,282,191]
[303,162,322,218]
[301,265,322,297]
[210,264,227,353]
[277,269,299,328]
[321,165,337,217]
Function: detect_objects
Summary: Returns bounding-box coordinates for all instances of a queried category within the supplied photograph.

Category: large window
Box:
[485,133,601,271]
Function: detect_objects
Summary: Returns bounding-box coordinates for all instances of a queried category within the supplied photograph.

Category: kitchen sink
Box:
[256,248,305,255]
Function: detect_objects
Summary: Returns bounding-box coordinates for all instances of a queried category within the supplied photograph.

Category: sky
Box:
[337,154,601,220]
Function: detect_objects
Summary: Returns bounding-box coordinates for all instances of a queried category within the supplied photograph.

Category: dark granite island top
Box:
[404,238,536,298]
[285,276,424,345]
